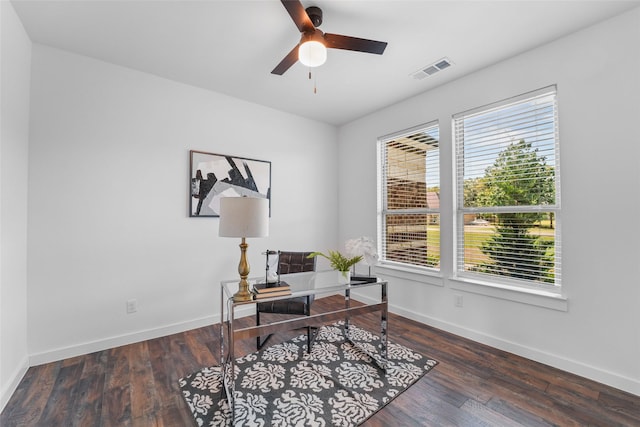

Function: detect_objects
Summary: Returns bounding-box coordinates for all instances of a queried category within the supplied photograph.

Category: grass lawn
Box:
[462,224,555,265]
[392,224,554,268]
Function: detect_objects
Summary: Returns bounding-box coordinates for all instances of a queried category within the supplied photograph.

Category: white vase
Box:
[337,270,351,285]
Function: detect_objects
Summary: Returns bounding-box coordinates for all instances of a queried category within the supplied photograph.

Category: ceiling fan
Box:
[271,0,388,75]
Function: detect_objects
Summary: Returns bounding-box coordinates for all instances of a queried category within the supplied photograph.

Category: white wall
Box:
[0,0,32,410]
[339,8,640,395]
[26,45,339,363]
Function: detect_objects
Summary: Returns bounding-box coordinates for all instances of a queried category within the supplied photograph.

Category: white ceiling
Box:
[11,0,640,126]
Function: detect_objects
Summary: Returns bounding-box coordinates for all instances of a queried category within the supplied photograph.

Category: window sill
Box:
[374,263,444,287]
[449,276,568,311]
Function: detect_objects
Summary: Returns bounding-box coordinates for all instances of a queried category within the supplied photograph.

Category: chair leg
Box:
[256,311,261,351]
[257,334,273,350]
[257,310,275,351]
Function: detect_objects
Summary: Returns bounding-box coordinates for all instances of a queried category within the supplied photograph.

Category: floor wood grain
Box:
[2,296,638,426]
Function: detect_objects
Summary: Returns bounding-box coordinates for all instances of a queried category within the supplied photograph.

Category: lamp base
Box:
[233,238,254,302]
[233,279,253,302]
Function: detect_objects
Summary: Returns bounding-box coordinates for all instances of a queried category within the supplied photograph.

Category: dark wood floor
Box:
[2,295,639,426]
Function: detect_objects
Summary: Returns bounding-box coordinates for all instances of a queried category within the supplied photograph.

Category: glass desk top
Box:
[220,270,384,304]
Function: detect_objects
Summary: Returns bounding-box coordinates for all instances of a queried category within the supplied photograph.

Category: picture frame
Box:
[190,150,271,217]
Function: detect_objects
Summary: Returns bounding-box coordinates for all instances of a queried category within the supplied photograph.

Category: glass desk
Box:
[219,270,388,422]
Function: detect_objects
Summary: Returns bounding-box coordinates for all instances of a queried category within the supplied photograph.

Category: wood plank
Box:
[68,373,105,427]
[486,396,556,427]
[596,387,640,425]
[68,350,108,427]
[100,346,132,425]
[428,364,495,404]
[1,362,62,425]
[100,385,131,427]
[459,398,527,426]
[37,362,84,426]
[183,327,218,368]
[487,376,595,427]
[146,336,179,408]
[128,342,159,419]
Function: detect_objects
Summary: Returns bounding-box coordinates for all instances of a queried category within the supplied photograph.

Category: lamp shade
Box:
[218,197,269,238]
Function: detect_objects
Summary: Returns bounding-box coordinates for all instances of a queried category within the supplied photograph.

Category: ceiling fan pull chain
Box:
[307,68,318,94]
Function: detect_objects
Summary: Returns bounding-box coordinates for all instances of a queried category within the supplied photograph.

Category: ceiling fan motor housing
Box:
[306,6,323,27]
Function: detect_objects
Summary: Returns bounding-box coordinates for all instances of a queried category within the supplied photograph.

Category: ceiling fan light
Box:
[299,40,327,67]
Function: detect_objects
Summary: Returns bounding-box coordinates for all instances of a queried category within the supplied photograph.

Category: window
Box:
[378,123,440,270]
[454,86,561,289]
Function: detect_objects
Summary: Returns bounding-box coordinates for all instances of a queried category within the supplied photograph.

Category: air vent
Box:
[411,57,453,80]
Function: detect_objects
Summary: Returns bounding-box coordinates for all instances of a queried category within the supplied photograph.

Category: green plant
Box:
[307,250,362,272]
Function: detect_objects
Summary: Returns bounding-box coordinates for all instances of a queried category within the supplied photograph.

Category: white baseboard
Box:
[351,290,640,397]
[29,305,258,367]
[29,314,215,366]
[1,355,29,413]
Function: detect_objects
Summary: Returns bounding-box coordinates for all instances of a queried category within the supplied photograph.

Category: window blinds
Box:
[379,124,440,269]
[454,87,561,287]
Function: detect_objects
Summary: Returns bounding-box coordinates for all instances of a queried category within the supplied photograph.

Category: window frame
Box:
[377,121,441,273]
[453,86,562,293]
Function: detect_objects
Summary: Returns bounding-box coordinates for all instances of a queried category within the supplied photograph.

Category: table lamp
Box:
[219,196,269,301]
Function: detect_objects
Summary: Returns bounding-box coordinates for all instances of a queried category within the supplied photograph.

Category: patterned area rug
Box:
[179,322,437,426]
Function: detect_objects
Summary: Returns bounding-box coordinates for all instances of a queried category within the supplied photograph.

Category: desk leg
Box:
[380,282,388,371]
[220,287,224,368]
[219,291,236,423]
[344,286,351,336]
[341,283,388,373]
[227,299,236,421]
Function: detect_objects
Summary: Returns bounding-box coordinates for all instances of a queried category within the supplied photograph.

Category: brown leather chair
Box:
[256,251,316,351]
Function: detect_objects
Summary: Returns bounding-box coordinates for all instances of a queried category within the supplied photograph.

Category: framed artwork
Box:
[190,150,271,217]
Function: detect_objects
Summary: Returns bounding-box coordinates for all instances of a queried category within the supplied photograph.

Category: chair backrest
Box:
[277,251,316,274]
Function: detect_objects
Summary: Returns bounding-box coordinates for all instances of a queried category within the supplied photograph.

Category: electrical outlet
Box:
[126,299,138,314]
[454,295,463,308]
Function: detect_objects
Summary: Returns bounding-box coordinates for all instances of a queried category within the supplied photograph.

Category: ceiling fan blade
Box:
[271,44,299,75]
[324,33,388,55]
[281,0,315,33]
